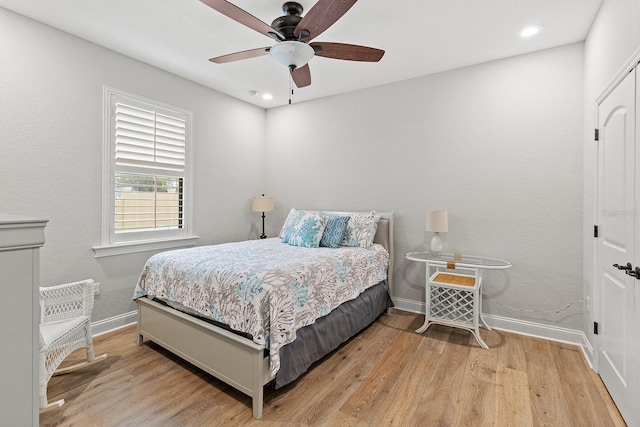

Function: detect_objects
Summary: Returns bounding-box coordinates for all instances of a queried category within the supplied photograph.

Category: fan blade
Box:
[310,42,384,62]
[209,47,271,64]
[294,0,357,42]
[200,0,283,40]
[291,64,311,88]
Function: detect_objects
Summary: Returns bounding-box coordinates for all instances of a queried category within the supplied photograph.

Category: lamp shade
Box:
[425,210,448,232]
[252,196,274,213]
[269,41,315,69]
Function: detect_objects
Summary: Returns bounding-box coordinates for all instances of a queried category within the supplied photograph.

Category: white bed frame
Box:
[136,211,394,419]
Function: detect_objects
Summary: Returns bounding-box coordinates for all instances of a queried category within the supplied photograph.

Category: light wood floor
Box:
[40,310,626,426]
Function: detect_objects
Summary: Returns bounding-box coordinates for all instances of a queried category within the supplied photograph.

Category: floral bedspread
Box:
[133,238,389,376]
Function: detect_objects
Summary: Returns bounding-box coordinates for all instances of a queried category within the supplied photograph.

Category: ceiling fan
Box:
[200,0,385,88]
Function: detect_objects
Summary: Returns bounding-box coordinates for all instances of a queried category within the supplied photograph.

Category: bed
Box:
[134,210,394,419]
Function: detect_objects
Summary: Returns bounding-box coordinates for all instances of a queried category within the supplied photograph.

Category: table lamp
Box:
[252,194,275,239]
[426,210,448,254]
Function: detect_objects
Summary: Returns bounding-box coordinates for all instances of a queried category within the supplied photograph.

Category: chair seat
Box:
[40,316,89,349]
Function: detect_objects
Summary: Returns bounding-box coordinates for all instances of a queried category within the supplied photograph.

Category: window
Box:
[94,88,196,257]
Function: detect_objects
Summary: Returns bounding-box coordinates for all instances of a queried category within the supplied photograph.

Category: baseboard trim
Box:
[392,297,594,367]
[96,302,596,370]
[92,310,137,337]
[391,297,424,315]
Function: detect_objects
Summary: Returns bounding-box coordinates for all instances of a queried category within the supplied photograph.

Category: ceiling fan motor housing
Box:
[271,2,305,40]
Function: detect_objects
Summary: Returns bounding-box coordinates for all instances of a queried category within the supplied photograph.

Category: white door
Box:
[596,67,640,426]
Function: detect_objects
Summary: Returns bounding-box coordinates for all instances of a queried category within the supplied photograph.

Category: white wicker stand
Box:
[405,252,511,349]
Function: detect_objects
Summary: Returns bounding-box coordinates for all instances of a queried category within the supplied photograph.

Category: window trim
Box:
[92,236,199,258]
[93,87,197,258]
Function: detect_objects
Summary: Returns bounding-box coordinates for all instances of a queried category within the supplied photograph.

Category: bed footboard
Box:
[136,298,272,419]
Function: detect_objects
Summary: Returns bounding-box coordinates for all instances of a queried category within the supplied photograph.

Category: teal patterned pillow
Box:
[286,213,327,248]
[319,215,350,248]
[341,211,378,248]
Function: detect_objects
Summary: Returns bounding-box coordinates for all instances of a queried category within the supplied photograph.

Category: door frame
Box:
[592,48,640,373]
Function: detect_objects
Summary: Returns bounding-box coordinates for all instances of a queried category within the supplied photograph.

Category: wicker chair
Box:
[39,279,107,412]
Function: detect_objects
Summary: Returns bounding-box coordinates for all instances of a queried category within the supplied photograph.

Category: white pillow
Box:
[341,211,378,248]
[279,208,298,239]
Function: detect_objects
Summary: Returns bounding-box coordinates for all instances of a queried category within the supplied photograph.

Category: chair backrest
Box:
[40,279,95,323]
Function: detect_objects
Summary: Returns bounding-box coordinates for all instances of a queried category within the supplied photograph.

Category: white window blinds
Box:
[114,103,186,176]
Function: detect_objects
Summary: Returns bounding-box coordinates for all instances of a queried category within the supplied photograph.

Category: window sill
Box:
[92,236,199,258]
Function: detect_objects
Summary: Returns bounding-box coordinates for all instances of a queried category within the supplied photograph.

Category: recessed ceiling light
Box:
[262,93,273,100]
[520,26,543,38]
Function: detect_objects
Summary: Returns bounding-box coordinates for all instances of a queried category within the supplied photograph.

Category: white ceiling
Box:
[0,0,602,109]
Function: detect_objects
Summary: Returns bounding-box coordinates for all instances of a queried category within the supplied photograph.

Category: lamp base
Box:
[260,212,267,239]
[430,233,443,254]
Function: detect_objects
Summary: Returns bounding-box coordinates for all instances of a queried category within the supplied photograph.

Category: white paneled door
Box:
[596,67,640,426]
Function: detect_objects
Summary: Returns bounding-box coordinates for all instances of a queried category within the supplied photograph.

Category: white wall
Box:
[266,43,585,330]
[0,8,267,322]
[583,1,640,351]
[0,5,590,334]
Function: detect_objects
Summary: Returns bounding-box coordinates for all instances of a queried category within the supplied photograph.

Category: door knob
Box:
[613,262,632,271]
[627,267,640,280]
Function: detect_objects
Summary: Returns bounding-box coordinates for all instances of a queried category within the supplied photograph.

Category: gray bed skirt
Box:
[151,280,393,390]
[275,280,393,388]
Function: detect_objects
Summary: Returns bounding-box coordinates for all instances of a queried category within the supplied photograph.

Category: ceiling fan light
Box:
[269,41,315,69]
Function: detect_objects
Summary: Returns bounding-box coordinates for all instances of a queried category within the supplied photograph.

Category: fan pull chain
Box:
[288,71,293,105]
